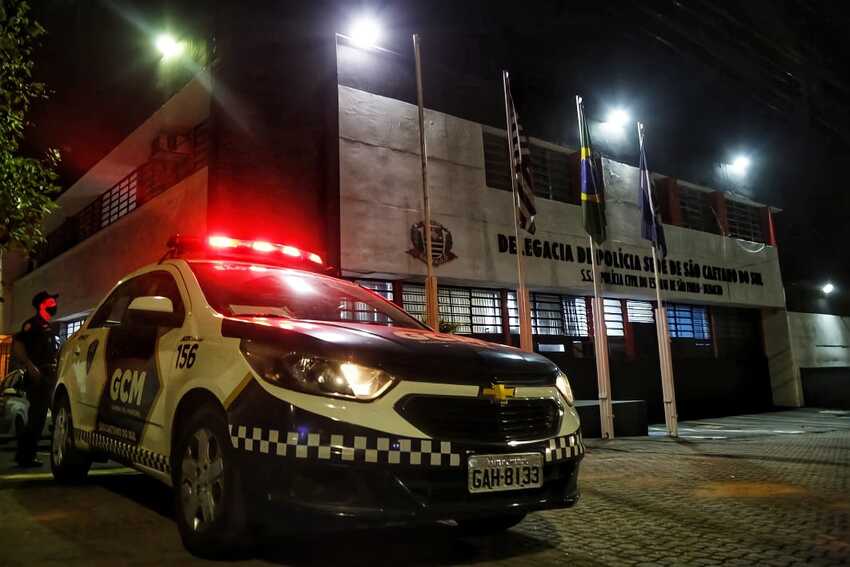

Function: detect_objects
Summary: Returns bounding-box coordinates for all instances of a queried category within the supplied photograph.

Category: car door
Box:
[95,270,187,448]
[70,277,139,431]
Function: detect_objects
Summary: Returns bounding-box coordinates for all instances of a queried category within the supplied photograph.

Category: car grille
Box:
[395,395,561,443]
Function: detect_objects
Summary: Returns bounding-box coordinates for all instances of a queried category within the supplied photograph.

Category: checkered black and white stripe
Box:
[75,429,170,473]
[229,425,462,467]
[545,431,584,462]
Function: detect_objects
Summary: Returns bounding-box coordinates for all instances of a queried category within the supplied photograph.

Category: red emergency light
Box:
[165,234,327,271]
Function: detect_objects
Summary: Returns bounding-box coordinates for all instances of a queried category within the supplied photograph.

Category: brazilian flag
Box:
[577,96,607,243]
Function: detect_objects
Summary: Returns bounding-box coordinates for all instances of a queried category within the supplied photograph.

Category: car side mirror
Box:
[126,296,180,328]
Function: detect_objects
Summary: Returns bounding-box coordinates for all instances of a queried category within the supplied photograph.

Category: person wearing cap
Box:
[11,291,61,467]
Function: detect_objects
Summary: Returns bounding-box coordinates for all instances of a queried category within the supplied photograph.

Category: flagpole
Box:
[502,70,533,352]
[638,122,678,437]
[413,34,439,331]
[577,95,614,440]
[588,236,615,439]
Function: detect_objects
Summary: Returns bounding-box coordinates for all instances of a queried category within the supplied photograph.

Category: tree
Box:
[0,0,59,322]
[0,0,60,255]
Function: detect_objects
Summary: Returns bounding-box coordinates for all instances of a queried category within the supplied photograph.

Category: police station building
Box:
[1,10,818,427]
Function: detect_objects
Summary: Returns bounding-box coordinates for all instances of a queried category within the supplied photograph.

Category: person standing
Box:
[12,291,61,467]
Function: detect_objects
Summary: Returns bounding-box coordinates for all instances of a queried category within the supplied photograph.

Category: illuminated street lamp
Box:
[155,33,185,61]
[822,282,835,295]
[349,16,382,49]
[728,155,751,177]
[606,108,630,129]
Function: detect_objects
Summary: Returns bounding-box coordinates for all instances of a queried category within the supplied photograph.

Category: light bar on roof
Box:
[201,235,323,264]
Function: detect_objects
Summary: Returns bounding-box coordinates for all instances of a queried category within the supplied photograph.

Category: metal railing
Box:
[36,121,209,268]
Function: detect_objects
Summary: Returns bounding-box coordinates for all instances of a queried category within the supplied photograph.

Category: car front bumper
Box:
[226,377,583,530]
[239,452,580,531]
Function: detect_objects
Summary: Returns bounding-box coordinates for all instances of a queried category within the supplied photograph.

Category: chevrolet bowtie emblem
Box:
[480,383,516,405]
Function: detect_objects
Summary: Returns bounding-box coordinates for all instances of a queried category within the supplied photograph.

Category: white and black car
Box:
[50,235,583,556]
[0,369,52,442]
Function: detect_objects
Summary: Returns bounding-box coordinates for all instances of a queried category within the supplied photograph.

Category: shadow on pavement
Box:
[95,473,561,565]
[253,522,560,566]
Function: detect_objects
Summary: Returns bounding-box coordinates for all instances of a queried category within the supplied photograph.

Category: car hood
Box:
[221,317,559,386]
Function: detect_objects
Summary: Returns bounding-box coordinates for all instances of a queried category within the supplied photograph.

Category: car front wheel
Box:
[173,404,246,558]
[50,396,92,483]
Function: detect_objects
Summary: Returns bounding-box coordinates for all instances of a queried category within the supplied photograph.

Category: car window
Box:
[148,271,186,325]
[89,271,185,329]
[190,261,424,329]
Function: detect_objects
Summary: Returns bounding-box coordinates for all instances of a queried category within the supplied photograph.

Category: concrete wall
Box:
[8,168,208,331]
[44,75,211,234]
[338,86,784,309]
[786,311,850,409]
[762,308,804,407]
[788,311,850,368]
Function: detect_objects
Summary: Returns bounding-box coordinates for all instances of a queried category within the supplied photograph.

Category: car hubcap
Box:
[181,427,225,533]
[52,407,68,465]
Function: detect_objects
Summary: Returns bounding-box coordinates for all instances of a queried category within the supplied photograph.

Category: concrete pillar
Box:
[761,307,804,407]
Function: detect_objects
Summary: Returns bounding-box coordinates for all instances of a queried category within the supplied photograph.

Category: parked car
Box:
[51,234,583,556]
[0,369,53,443]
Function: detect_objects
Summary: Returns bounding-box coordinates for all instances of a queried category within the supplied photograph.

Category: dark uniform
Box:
[13,315,60,464]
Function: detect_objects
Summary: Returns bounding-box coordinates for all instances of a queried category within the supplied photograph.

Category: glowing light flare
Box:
[728,155,751,177]
[208,235,239,249]
[822,282,835,295]
[282,245,302,258]
[251,241,275,252]
[155,34,185,60]
[606,108,630,129]
[340,362,383,398]
[349,16,382,49]
[308,253,323,264]
[283,276,315,295]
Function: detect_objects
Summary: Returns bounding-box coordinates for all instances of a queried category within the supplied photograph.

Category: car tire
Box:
[50,395,92,484]
[456,513,527,536]
[173,404,247,558]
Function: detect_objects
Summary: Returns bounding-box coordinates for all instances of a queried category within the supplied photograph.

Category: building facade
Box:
[1,21,820,423]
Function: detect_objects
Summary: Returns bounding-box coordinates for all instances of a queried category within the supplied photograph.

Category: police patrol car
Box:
[51,235,583,555]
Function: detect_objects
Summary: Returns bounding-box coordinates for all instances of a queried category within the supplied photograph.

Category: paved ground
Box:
[1,408,849,566]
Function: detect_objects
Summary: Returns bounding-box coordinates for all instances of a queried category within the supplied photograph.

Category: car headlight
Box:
[240,340,396,401]
[555,370,575,406]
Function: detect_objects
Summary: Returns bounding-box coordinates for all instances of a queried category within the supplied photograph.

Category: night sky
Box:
[24,1,850,311]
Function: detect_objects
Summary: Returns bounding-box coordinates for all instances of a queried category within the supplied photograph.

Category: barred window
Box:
[483,131,511,192]
[564,297,589,336]
[355,279,394,302]
[483,131,573,203]
[530,146,571,202]
[59,318,86,342]
[508,292,589,337]
[402,285,502,334]
[338,279,397,324]
[100,173,138,228]
[726,200,764,243]
[603,299,625,337]
[666,304,711,340]
[626,300,655,324]
[679,187,717,234]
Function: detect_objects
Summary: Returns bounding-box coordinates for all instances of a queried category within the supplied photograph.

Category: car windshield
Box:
[190,261,424,329]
